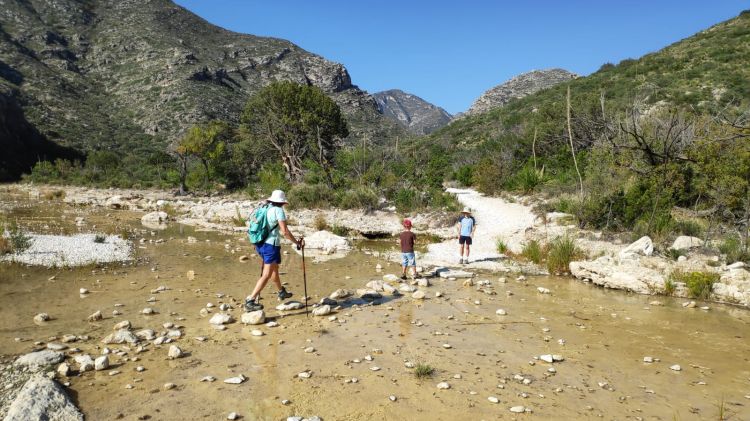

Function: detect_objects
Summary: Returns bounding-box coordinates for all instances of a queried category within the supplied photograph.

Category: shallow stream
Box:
[1,189,749,420]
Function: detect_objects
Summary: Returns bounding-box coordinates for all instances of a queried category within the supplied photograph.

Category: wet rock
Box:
[357,289,382,301]
[537,287,550,294]
[14,350,65,371]
[102,329,138,344]
[241,310,266,325]
[141,211,169,227]
[382,274,399,282]
[619,236,653,260]
[94,355,109,371]
[412,290,426,300]
[319,297,338,306]
[87,310,103,322]
[382,283,397,294]
[417,278,430,287]
[209,313,234,325]
[398,284,417,293]
[33,313,50,323]
[4,375,83,421]
[113,320,131,330]
[330,289,353,300]
[74,355,94,372]
[683,301,697,308]
[649,301,663,306]
[135,329,156,341]
[437,382,451,390]
[312,305,332,316]
[167,345,184,359]
[276,301,305,311]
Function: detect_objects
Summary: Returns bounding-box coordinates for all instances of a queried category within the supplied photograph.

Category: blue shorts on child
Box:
[256,242,282,264]
[401,252,416,267]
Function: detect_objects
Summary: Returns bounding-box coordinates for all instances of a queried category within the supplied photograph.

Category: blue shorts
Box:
[401,252,416,267]
[255,243,282,264]
[459,236,472,245]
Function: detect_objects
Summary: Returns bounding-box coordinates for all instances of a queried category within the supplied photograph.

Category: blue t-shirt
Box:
[459,215,476,237]
[264,206,286,246]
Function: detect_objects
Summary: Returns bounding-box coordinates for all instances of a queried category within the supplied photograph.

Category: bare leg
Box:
[270,264,283,291]
[464,244,471,260]
[459,244,465,259]
[250,263,277,299]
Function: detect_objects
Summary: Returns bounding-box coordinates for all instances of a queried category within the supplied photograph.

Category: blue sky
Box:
[174,1,748,114]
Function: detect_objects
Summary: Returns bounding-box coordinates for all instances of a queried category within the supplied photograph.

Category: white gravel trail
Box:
[2,234,132,267]
[421,188,537,269]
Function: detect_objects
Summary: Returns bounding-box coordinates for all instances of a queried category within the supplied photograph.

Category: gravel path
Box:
[1,234,132,267]
[421,188,537,269]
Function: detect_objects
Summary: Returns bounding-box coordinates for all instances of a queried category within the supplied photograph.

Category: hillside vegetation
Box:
[427,11,750,259]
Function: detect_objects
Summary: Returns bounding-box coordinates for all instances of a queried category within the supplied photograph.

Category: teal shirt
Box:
[459,215,476,237]
[264,206,286,246]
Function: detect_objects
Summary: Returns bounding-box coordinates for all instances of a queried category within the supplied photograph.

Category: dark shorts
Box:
[459,235,472,245]
[255,243,282,264]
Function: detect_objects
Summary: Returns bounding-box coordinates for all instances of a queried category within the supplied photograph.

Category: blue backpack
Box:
[247,203,278,245]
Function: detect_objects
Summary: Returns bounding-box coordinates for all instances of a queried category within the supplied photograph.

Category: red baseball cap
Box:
[403,219,412,228]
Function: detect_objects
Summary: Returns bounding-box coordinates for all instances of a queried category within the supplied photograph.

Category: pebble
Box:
[167,345,184,359]
[298,371,312,379]
[227,412,239,420]
[224,375,246,384]
[200,376,216,382]
[94,355,109,371]
[163,383,176,390]
[141,307,156,315]
[442,344,452,349]
[643,356,654,363]
[670,364,682,371]
[304,347,316,353]
[79,288,89,295]
[250,329,264,336]
[437,382,451,390]
[34,313,50,323]
[495,309,507,316]
[510,405,526,413]
[209,313,234,325]
[537,287,550,294]
[370,366,381,371]
[488,396,499,404]
[136,366,145,372]
[281,399,291,405]
[389,395,397,402]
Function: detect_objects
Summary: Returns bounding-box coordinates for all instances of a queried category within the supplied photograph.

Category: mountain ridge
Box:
[373,89,452,135]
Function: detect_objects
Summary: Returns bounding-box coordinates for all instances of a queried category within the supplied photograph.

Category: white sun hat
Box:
[462,206,471,214]
[267,190,288,204]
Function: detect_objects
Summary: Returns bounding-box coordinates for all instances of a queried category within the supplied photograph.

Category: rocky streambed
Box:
[1,184,750,420]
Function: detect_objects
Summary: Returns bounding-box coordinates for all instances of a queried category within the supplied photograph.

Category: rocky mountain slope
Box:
[433,11,750,146]
[372,89,452,135]
[0,0,403,179]
[464,68,577,117]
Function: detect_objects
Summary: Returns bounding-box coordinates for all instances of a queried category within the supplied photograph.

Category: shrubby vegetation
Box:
[26,82,458,212]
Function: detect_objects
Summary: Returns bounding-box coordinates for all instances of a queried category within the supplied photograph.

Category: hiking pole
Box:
[298,241,308,317]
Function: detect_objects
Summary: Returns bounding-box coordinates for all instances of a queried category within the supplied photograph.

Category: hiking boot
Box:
[244,299,264,312]
[277,288,293,301]
[400,274,408,281]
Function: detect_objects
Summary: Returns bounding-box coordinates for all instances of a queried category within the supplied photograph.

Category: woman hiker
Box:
[457,206,476,264]
[244,190,305,312]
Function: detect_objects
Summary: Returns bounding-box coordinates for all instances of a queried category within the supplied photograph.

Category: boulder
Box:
[102,329,138,344]
[357,289,382,301]
[319,297,337,306]
[301,230,351,253]
[619,236,653,260]
[14,350,65,372]
[3,375,83,421]
[570,256,665,295]
[382,274,399,282]
[113,320,131,330]
[94,355,109,371]
[312,305,332,316]
[399,284,417,293]
[382,283,397,294]
[412,290,426,300]
[141,211,169,229]
[437,268,474,279]
[135,329,156,341]
[366,280,386,291]
[167,345,184,359]
[670,236,704,251]
[73,355,94,372]
[276,301,305,311]
[241,310,266,325]
[329,289,353,300]
[209,313,234,325]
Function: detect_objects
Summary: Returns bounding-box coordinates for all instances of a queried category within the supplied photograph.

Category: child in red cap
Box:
[399,219,417,280]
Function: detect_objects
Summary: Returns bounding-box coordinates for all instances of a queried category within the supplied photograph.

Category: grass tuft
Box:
[414,363,435,379]
[94,234,107,243]
[546,235,582,274]
[521,240,545,264]
[496,238,508,254]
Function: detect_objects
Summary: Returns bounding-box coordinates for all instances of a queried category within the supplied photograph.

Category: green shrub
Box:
[331,225,349,237]
[663,277,676,296]
[258,163,290,194]
[7,222,32,253]
[288,183,334,209]
[521,240,545,264]
[546,235,582,274]
[336,187,379,210]
[514,165,545,193]
[232,205,247,227]
[718,236,750,264]
[453,165,474,187]
[672,219,703,237]
[666,248,687,261]
[669,270,719,299]
[413,363,435,379]
[93,234,106,243]
[496,238,508,254]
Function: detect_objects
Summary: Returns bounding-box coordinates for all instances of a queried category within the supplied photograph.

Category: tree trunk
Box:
[567,86,584,197]
[178,154,188,196]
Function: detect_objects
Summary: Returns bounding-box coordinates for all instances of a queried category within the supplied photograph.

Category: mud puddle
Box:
[1,190,749,420]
